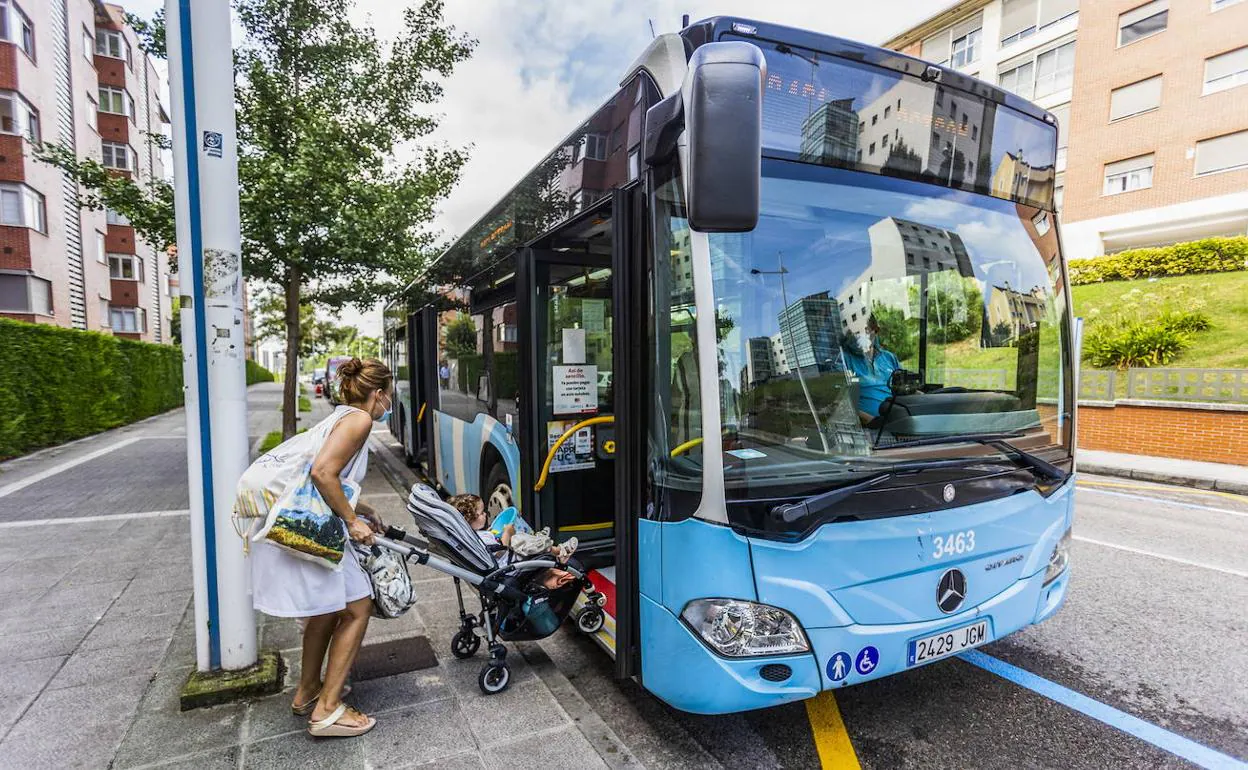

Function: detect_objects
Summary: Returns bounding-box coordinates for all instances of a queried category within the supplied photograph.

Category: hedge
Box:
[0,319,184,458]
[1069,236,1248,285]
[246,359,275,385]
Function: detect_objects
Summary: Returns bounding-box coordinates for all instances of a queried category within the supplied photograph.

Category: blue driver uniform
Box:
[845,347,900,418]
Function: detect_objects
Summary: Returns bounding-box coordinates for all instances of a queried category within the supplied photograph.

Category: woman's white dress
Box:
[251,406,373,618]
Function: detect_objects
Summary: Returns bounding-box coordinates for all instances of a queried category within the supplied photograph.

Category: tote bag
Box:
[234,408,366,570]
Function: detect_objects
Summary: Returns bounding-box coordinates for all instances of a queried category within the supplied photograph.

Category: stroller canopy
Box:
[406,483,496,574]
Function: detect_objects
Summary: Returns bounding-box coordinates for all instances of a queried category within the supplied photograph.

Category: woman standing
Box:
[251,357,393,738]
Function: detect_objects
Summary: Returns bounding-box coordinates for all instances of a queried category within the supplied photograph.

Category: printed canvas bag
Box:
[234,409,365,570]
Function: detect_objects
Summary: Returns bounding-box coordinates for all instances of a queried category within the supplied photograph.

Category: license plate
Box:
[907,620,989,666]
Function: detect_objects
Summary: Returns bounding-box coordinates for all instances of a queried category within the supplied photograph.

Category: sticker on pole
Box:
[553,365,597,415]
[855,646,879,675]
[203,130,223,158]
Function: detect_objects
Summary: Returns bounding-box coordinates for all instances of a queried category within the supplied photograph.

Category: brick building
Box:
[0,0,172,342]
[884,0,1248,259]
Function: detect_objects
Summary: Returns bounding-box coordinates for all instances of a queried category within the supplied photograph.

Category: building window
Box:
[100,297,111,326]
[110,306,145,333]
[99,86,128,116]
[573,133,606,163]
[3,2,35,60]
[96,29,132,67]
[106,207,130,225]
[108,253,143,281]
[1195,129,1248,176]
[1119,1,1168,47]
[0,183,46,232]
[1049,103,1070,172]
[1204,46,1248,95]
[1000,0,1079,46]
[0,272,52,315]
[1109,75,1163,121]
[1054,183,1064,212]
[82,25,93,62]
[998,61,1036,100]
[0,91,39,141]
[95,230,106,264]
[85,95,98,131]
[1034,41,1076,97]
[1033,210,1051,236]
[951,27,981,68]
[1103,153,1154,194]
[1213,0,1245,8]
[102,141,134,171]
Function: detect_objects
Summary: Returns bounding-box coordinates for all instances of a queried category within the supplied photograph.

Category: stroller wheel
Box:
[575,606,605,634]
[478,664,510,695]
[451,629,481,659]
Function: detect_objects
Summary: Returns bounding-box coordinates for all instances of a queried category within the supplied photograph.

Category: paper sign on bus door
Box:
[553,365,597,415]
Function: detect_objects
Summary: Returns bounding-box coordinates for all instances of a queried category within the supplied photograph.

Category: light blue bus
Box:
[383,16,1075,715]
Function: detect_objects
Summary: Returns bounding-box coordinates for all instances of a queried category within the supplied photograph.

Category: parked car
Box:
[312,370,326,397]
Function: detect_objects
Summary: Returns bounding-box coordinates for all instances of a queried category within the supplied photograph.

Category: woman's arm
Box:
[310,412,374,543]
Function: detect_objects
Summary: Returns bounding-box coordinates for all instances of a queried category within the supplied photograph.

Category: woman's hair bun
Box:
[338,357,364,379]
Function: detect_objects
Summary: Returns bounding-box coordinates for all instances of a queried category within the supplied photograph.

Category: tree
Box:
[254,294,357,359]
[45,1,476,439]
[882,136,922,178]
[443,314,478,358]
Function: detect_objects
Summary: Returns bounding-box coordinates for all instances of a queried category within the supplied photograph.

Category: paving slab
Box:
[81,609,182,651]
[0,625,91,663]
[47,638,167,690]
[481,725,610,770]
[112,701,244,769]
[243,729,366,769]
[0,655,66,696]
[357,697,476,768]
[1,674,151,769]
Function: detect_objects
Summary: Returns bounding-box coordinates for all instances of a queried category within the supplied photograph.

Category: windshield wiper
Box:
[877,432,1068,481]
[770,473,892,524]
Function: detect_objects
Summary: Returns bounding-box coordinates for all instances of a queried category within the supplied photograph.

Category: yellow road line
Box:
[1077,478,1247,502]
[805,692,862,769]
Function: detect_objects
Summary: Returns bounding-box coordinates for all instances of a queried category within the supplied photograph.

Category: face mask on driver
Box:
[856,331,874,355]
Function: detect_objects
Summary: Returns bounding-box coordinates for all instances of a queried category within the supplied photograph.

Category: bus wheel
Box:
[484,464,513,517]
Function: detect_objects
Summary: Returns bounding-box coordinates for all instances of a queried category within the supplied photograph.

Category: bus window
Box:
[649,164,703,519]
[492,301,520,429]
[438,310,485,424]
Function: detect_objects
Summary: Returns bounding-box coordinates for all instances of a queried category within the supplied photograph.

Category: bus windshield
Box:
[707,160,1072,498]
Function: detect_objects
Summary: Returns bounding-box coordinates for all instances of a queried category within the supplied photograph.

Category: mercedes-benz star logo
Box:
[942,484,956,503]
[937,568,967,614]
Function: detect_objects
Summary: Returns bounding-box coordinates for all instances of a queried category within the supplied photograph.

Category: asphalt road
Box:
[2,394,1244,769]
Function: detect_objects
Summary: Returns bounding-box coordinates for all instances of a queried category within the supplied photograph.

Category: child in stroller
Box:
[448,493,579,589]
[371,483,607,695]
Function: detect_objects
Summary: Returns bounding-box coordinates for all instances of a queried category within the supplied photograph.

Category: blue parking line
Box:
[960,651,1247,770]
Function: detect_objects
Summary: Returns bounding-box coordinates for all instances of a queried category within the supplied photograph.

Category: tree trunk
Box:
[282,269,302,439]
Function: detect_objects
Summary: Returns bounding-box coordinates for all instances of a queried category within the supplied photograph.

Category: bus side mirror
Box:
[684,41,764,233]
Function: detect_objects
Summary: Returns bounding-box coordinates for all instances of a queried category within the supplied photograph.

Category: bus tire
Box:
[483,462,513,518]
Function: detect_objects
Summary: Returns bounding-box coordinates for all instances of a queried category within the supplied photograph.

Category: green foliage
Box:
[1069,237,1248,285]
[247,359,276,385]
[125,9,166,57]
[926,279,983,344]
[871,303,918,362]
[1080,285,1213,369]
[444,314,478,358]
[0,320,183,458]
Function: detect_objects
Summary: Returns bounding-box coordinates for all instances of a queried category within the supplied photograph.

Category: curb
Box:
[1080,463,1248,496]
[365,434,641,769]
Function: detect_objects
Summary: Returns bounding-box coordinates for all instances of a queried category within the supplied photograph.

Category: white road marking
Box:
[0,437,143,499]
[1078,487,1248,519]
[1073,535,1248,579]
[0,509,190,529]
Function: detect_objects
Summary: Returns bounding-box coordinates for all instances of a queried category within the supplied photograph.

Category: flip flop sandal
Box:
[291,684,353,716]
[308,703,376,738]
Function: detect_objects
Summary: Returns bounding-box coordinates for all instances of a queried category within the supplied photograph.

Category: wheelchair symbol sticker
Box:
[827,651,852,682]
[855,646,879,675]
[202,130,223,158]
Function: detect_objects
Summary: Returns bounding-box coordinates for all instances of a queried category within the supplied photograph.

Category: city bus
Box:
[383,16,1075,715]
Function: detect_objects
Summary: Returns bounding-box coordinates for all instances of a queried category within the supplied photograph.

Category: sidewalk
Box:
[0,383,631,769]
[1079,449,1248,495]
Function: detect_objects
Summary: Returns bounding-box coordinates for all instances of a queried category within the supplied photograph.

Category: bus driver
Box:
[842,314,901,427]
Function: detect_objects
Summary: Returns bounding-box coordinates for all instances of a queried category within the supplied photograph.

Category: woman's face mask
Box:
[375,391,392,422]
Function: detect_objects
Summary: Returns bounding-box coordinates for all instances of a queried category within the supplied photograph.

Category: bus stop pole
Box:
[167,0,256,672]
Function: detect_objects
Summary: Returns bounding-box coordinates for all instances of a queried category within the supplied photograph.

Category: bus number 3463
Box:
[932,530,976,560]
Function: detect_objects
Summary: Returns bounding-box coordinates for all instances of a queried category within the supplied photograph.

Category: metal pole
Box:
[167,0,256,672]
[758,255,830,453]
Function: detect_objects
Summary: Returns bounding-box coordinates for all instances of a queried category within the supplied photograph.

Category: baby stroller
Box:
[371,483,606,694]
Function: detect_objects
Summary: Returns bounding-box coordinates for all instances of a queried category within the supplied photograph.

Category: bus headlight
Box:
[681,599,810,657]
[1044,530,1072,585]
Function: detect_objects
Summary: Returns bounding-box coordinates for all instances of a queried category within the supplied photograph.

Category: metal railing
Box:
[1077,369,1116,401]
[1126,368,1248,403]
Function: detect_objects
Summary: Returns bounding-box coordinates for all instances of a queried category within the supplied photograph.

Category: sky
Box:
[123,1,956,337]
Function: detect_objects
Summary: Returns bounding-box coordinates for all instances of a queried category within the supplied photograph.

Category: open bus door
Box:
[410,306,439,480]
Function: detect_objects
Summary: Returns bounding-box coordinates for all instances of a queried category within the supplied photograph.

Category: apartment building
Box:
[884,0,1248,259]
[0,0,171,342]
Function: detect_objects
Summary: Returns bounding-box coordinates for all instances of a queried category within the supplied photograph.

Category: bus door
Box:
[517,248,616,561]
[410,306,439,479]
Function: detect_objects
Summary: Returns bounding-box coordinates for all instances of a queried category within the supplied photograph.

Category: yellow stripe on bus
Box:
[805,692,862,770]
[560,521,614,532]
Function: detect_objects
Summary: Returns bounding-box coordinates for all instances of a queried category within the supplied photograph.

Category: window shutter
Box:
[1038,0,1078,27]
[1109,76,1162,121]
[1001,0,1039,40]
[1049,103,1070,147]
[1105,153,1153,177]
[951,12,983,41]
[922,31,950,63]
[1195,130,1248,175]
[1120,0,1167,29]
[1205,46,1248,82]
